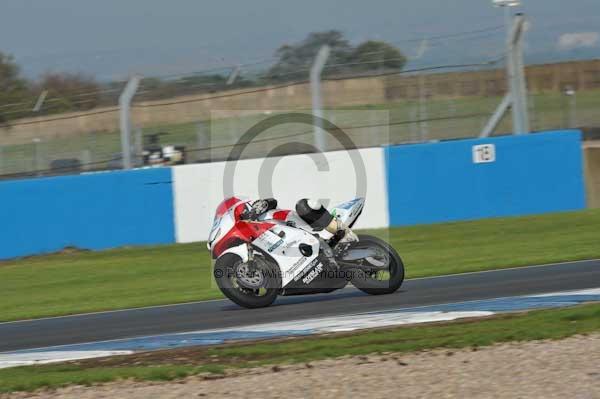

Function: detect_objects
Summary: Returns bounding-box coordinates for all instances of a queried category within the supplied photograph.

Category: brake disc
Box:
[235,262,265,289]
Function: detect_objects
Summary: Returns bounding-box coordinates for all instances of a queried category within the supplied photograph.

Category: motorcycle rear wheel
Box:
[346,234,405,295]
[214,253,281,309]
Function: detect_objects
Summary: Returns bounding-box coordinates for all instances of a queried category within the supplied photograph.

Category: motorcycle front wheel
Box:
[343,234,405,295]
[214,253,281,309]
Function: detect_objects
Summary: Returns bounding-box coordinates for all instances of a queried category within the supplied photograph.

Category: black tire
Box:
[214,253,281,309]
[349,234,405,295]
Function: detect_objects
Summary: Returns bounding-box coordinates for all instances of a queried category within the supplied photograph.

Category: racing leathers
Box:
[240,198,358,244]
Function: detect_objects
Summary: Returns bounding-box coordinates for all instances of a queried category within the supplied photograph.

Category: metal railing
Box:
[1,14,599,180]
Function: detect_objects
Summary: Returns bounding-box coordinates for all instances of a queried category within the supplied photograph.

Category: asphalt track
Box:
[1,259,599,353]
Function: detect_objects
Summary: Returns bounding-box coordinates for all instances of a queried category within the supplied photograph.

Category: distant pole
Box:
[310,45,331,152]
[33,138,42,176]
[81,149,91,170]
[88,131,97,164]
[529,92,538,131]
[196,121,209,162]
[119,75,142,169]
[226,66,241,86]
[409,106,419,142]
[418,74,429,141]
[565,86,577,127]
[32,90,48,112]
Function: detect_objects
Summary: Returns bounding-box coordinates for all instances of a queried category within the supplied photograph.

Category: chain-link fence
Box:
[0,83,126,178]
[125,60,510,167]
[2,36,600,180]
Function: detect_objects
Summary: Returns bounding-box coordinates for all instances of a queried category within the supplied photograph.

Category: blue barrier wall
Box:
[385,130,586,226]
[0,168,175,259]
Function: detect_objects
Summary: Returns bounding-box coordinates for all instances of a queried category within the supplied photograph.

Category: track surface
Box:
[1,260,599,352]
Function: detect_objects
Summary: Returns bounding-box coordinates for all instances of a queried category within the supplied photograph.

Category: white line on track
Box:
[3,287,599,357]
[0,351,134,369]
[405,258,600,281]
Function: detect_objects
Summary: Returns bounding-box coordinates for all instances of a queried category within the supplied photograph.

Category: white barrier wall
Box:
[173,147,389,243]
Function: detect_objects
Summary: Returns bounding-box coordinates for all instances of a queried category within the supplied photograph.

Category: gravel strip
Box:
[5,334,600,399]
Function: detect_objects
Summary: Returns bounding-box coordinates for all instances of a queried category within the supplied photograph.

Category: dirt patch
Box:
[5,334,600,399]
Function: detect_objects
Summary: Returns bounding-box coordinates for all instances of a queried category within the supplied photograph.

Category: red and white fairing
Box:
[208,197,364,287]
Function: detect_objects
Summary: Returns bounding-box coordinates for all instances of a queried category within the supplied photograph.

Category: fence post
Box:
[409,105,419,142]
[508,13,529,134]
[81,150,91,170]
[119,75,142,170]
[418,74,429,141]
[480,13,529,137]
[134,127,143,167]
[87,131,97,164]
[565,87,577,127]
[310,45,331,152]
[529,92,538,131]
[33,138,42,175]
[32,90,48,113]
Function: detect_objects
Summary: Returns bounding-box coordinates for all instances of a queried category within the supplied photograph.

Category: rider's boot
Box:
[325,218,358,244]
[295,199,358,244]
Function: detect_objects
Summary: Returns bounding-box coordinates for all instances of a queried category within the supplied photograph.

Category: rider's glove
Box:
[241,198,278,220]
[251,199,270,215]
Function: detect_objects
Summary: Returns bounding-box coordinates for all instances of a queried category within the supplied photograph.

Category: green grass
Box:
[377,208,600,277]
[1,303,599,393]
[0,209,599,322]
[0,364,225,394]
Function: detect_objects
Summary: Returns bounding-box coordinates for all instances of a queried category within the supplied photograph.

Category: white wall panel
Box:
[173,147,388,243]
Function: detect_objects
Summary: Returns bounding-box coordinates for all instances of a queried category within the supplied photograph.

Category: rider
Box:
[240,198,358,244]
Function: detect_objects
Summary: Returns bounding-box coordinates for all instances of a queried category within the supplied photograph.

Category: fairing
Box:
[209,197,365,288]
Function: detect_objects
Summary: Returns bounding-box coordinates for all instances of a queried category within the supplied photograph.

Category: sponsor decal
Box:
[288,257,307,274]
[268,239,284,252]
[302,263,324,284]
[349,204,362,219]
[254,231,281,249]
[294,258,321,281]
[286,239,300,247]
[339,198,360,210]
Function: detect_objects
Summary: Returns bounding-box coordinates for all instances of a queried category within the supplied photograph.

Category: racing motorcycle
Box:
[208,197,405,308]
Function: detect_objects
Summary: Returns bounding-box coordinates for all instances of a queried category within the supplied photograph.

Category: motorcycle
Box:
[208,197,405,308]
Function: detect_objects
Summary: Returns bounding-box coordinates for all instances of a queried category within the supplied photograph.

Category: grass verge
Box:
[1,209,599,322]
[1,303,599,393]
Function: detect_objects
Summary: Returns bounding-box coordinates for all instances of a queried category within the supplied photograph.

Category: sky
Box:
[1,0,600,80]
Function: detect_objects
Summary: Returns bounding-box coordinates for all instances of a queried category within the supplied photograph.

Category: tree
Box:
[267,30,353,81]
[135,73,254,101]
[36,72,101,112]
[351,41,406,72]
[266,31,406,82]
[0,52,30,123]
